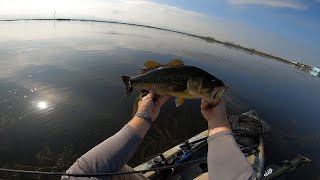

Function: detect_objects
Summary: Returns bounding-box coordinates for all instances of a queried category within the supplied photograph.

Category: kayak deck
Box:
[134,110,265,179]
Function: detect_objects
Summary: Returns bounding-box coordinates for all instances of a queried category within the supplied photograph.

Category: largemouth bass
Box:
[122,59,227,107]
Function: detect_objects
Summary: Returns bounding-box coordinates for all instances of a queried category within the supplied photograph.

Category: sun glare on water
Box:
[37,101,48,109]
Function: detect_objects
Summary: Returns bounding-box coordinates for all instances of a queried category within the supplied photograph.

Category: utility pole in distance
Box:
[54,10,56,30]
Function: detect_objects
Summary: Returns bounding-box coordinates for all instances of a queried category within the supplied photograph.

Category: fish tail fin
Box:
[122,76,133,96]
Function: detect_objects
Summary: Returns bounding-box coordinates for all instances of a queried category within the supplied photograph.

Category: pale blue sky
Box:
[152,0,320,66]
[0,0,319,66]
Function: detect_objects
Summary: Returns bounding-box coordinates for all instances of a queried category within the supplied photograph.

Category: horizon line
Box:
[0,18,315,69]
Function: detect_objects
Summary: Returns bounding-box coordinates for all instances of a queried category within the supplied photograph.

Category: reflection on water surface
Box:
[0,21,319,179]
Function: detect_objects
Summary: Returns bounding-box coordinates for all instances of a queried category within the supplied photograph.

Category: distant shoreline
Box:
[0,18,313,70]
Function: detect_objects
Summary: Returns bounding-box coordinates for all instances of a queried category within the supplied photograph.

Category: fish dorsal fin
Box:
[166,59,184,66]
[144,60,162,70]
[175,97,185,107]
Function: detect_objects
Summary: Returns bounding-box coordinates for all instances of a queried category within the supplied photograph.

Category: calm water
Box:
[0,21,319,179]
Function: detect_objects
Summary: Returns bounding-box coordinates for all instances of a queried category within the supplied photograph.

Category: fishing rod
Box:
[0,158,207,177]
[262,155,311,180]
[0,134,209,178]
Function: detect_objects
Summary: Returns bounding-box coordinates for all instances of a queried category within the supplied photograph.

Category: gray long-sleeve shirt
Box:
[207,131,254,179]
[62,125,254,180]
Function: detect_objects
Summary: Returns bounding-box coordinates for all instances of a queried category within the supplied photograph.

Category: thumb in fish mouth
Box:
[211,99,219,106]
[204,97,220,107]
[202,98,222,111]
[201,98,211,109]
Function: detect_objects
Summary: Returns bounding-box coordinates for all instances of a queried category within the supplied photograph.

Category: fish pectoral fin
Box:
[166,59,184,66]
[175,97,185,107]
[144,60,162,70]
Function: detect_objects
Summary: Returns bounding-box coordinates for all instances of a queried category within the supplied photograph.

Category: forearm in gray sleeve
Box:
[63,124,142,179]
[207,131,254,180]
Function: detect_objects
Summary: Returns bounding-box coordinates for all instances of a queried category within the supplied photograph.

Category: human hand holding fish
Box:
[128,90,170,138]
[137,89,170,121]
[201,98,231,136]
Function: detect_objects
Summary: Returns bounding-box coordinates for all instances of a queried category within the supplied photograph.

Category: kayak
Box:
[0,110,309,179]
[134,110,267,179]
